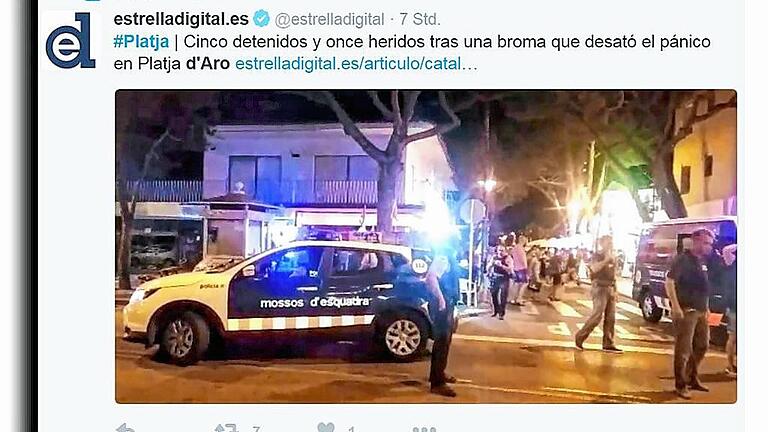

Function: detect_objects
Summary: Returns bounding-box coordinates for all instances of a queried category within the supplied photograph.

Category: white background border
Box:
[3,0,762,430]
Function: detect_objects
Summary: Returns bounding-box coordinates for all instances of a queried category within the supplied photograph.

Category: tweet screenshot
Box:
[37,0,744,431]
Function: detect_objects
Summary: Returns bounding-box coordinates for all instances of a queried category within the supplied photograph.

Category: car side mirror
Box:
[242,264,256,278]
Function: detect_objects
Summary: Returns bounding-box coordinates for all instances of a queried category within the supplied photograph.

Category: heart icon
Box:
[317,422,335,432]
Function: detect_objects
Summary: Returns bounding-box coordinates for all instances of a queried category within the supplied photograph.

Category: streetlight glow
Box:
[478,178,497,192]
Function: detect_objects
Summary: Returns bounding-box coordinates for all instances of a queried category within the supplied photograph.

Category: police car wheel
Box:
[380,313,428,362]
[158,311,210,366]
[641,291,662,323]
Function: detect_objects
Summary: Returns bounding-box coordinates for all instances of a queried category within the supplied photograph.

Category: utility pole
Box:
[480,102,491,295]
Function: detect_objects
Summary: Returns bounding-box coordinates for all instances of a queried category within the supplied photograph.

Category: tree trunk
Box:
[377,160,403,239]
[652,149,688,219]
[117,200,134,291]
[627,186,652,223]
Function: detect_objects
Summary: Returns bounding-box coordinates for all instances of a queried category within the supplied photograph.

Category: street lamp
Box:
[473,178,497,302]
[477,178,497,193]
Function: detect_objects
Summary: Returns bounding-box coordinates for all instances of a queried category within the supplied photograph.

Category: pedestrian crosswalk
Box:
[576,300,630,320]
[548,301,582,318]
[500,297,676,343]
[520,302,540,316]
[510,298,649,320]
[615,301,643,316]
[545,321,673,343]
[574,322,674,342]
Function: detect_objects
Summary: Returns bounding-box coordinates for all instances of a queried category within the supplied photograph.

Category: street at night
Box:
[112,90,738,405]
[116,281,736,404]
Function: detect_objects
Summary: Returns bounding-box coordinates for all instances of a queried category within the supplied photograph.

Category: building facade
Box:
[673,90,737,218]
[116,122,459,268]
[202,122,457,251]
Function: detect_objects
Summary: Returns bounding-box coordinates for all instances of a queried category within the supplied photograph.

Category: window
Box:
[331,249,381,276]
[257,247,323,282]
[348,156,378,180]
[255,156,281,202]
[638,225,680,266]
[329,248,400,277]
[315,156,348,181]
[704,154,714,177]
[229,156,256,197]
[314,156,378,203]
[228,156,282,202]
[680,165,691,195]
[314,155,379,181]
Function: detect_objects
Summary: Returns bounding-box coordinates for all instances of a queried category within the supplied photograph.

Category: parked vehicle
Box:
[123,241,449,365]
[632,216,737,324]
[130,232,179,269]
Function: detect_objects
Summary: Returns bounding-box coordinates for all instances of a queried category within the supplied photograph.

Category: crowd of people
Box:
[481,230,737,400]
[485,234,591,318]
[420,229,737,399]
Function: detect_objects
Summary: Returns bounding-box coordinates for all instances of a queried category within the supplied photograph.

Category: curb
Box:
[457,307,492,318]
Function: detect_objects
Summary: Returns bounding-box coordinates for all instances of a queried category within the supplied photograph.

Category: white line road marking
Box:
[576,323,668,343]
[155,359,643,403]
[260,366,646,402]
[521,303,540,316]
[617,302,643,316]
[540,387,651,402]
[619,301,675,322]
[577,300,629,320]
[456,383,640,403]
[639,326,675,342]
[576,323,604,337]
[116,350,643,403]
[453,333,725,357]
[549,300,582,318]
[548,321,572,336]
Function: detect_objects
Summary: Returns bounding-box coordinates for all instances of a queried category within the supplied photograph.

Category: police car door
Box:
[227,246,327,332]
[318,248,395,327]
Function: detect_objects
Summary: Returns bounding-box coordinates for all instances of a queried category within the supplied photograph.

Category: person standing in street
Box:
[575,235,622,353]
[547,249,565,301]
[509,234,530,305]
[565,251,579,286]
[426,247,460,397]
[539,248,550,285]
[488,245,513,319]
[722,243,737,377]
[666,229,716,399]
[528,247,542,293]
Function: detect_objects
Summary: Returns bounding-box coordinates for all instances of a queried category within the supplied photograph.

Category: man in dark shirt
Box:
[666,228,716,399]
[488,245,513,319]
[426,247,460,397]
[575,235,621,353]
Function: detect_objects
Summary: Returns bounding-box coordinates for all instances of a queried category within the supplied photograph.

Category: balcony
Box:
[118,179,453,207]
[116,180,203,202]
[234,180,394,206]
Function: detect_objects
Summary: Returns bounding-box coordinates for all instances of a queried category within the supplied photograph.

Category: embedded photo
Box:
[115,90,737,403]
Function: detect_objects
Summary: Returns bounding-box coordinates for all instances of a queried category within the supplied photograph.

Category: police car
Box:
[123,240,443,365]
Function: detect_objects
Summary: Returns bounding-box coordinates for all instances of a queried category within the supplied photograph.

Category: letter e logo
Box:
[46,12,95,69]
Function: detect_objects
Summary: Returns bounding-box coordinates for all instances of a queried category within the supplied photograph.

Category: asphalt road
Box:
[115,283,736,404]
